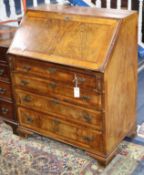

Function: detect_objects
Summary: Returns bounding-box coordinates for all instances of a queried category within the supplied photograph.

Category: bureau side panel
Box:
[104,14,138,154]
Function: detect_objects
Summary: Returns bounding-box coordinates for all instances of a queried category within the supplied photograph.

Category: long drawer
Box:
[0,100,14,120]
[12,57,103,92]
[18,107,104,153]
[0,81,12,100]
[13,73,102,110]
[0,47,7,63]
[0,63,10,82]
[15,89,103,130]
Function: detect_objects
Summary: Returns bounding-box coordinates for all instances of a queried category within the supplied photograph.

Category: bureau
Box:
[0,25,18,131]
[8,5,137,164]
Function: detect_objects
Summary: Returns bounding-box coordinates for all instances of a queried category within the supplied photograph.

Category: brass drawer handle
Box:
[81,96,90,101]
[0,69,4,75]
[26,116,33,124]
[0,88,6,94]
[50,99,59,105]
[78,77,86,82]
[83,113,92,123]
[48,82,56,89]
[83,136,93,142]
[23,95,32,102]
[52,120,60,125]
[64,16,72,21]
[20,80,29,86]
[47,67,57,73]
[1,107,9,115]
[23,65,31,72]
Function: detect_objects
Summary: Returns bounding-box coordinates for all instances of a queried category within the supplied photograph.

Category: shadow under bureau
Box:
[0,25,17,131]
[8,5,137,165]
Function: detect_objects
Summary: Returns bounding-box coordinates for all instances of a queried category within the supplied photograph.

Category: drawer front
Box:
[18,107,103,152]
[13,57,103,92]
[13,73,102,110]
[0,100,14,120]
[0,47,7,63]
[0,64,10,82]
[0,81,12,99]
[16,90,103,130]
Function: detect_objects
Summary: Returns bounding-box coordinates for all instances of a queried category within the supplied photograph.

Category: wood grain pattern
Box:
[18,107,104,154]
[15,89,103,131]
[8,5,137,165]
[0,47,8,63]
[104,12,138,154]
[0,64,10,82]
[12,57,103,91]
[0,99,14,121]
[13,73,102,110]
[0,25,18,131]
[0,81,12,100]
[0,25,17,48]
[8,6,121,71]
[29,4,136,19]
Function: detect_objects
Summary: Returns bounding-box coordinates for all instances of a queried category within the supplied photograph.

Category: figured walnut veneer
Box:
[0,25,18,132]
[8,5,137,165]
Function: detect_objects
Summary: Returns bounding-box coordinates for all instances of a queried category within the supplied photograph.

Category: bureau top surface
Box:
[0,25,17,48]
[30,4,136,19]
[8,5,137,71]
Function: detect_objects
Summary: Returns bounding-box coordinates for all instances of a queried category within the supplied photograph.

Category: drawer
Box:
[0,47,7,63]
[12,57,103,92]
[0,81,12,100]
[0,64,10,82]
[18,107,103,152]
[16,90,103,130]
[0,100,14,120]
[13,73,102,110]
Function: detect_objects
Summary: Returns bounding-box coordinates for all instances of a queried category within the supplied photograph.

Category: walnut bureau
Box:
[8,5,137,164]
[0,25,18,131]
